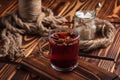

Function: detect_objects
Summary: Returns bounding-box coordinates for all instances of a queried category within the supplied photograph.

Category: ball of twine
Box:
[79,18,116,52]
[18,0,41,22]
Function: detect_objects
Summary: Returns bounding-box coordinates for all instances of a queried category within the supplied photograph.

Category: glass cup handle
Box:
[38,37,50,58]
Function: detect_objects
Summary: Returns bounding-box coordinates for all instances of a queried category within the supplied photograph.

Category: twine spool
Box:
[18,0,41,22]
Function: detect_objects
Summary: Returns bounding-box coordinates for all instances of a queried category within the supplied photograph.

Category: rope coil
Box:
[79,18,116,51]
[0,0,116,59]
[0,0,67,59]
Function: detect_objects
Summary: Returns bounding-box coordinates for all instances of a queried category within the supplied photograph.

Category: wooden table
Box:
[0,0,120,80]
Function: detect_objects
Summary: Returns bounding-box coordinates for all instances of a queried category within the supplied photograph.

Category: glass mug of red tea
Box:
[40,28,80,71]
[49,28,80,71]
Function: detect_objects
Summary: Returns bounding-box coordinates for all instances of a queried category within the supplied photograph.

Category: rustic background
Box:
[0,0,120,80]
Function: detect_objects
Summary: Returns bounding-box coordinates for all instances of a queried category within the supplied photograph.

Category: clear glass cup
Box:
[48,28,80,71]
[74,10,96,40]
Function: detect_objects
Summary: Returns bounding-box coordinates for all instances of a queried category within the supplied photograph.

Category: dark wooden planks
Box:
[21,54,119,80]
[98,0,120,22]
[0,0,120,79]
[80,25,120,73]
[0,0,17,17]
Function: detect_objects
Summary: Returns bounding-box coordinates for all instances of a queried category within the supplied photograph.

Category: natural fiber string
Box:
[0,0,67,59]
[18,0,42,22]
[80,18,116,51]
[0,0,116,59]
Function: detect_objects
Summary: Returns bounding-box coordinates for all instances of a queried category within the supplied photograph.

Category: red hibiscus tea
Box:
[49,28,80,71]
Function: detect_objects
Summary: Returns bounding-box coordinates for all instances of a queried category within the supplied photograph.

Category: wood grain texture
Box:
[0,0,120,79]
[21,54,118,80]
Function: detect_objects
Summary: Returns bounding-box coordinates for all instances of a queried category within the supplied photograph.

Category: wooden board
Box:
[21,54,119,80]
